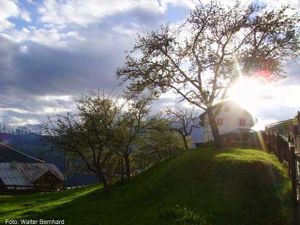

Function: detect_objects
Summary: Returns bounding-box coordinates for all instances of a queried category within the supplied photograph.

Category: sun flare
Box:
[227,76,273,115]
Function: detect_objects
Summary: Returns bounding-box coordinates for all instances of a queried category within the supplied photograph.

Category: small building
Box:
[0,162,64,192]
[200,100,255,143]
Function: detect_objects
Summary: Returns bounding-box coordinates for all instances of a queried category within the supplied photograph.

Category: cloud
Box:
[38,0,160,26]
[1,0,178,126]
[4,26,85,48]
[0,0,19,31]
[263,0,300,9]
[0,35,124,94]
[0,27,130,125]
[0,0,299,127]
[37,0,195,26]
[0,0,33,31]
[20,8,31,22]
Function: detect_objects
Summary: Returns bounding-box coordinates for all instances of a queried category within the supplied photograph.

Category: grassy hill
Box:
[0,148,292,225]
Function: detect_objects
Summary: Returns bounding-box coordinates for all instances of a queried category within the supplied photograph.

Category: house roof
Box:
[0,162,64,188]
[200,100,253,119]
[0,163,30,187]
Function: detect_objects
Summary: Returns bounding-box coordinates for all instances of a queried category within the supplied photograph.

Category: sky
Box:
[0,0,299,129]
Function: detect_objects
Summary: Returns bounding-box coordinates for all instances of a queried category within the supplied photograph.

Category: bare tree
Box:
[164,106,199,150]
[117,1,300,148]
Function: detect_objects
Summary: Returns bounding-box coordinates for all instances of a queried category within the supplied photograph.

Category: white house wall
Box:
[203,102,254,142]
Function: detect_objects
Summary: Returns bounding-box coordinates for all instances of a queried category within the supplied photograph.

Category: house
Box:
[200,100,255,143]
[0,139,64,192]
[0,162,64,192]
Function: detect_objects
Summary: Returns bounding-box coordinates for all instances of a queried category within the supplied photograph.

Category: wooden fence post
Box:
[290,144,299,225]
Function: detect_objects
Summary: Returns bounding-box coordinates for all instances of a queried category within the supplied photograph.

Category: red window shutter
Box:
[239,118,246,126]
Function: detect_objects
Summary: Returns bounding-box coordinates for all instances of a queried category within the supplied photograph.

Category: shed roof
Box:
[0,163,64,188]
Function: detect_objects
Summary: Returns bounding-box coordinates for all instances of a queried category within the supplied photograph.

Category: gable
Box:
[201,100,254,124]
[33,171,61,184]
[0,163,64,188]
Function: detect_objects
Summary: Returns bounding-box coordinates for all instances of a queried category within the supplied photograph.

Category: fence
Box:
[265,112,300,225]
[0,185,63,194]
[0,184,90,195]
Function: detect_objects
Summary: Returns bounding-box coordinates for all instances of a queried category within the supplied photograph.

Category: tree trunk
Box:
[124,155,131,181]
[181,134,189,150]
[206,107,222,149]
[96,169,110,193]
[120,158,125,182]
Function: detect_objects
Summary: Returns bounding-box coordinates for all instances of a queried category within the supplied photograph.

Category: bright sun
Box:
[227,76,273,115]
[226,73,300,131]
[228,77,266,112]
[227,76,275,131]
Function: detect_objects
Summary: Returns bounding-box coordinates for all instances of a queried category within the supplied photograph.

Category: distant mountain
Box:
[0,123,43,135]
[17,124,43,134]
[0,123,14,134]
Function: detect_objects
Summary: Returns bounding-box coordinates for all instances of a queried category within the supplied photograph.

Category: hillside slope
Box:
[0,148,292,225]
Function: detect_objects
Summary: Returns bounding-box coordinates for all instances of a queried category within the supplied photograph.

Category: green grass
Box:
[0,148,292,225]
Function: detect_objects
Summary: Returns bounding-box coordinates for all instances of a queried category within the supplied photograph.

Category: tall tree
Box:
[113,96,151,181]
[117,1,300,148]
[45,92,121,193]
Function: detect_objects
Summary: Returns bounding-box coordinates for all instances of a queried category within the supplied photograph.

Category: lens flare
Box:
[227,75,275,131]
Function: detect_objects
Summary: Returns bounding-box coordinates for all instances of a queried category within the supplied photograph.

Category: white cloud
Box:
[5,26,85,47]
[267,84,300,108]
[0,0,33,31]
[40,106,70,114]
[9,117,40,127]
[263,0,300,9]
[38,95,73,102]
[0,0,19,31]
[0,107,31,114]
[112,23,145,36]
[20,9,31,22]
[0,105,71,116]
[252,118,278,131]
[162,0,196,8]
[37,0,196,27]
[0,0,299,127]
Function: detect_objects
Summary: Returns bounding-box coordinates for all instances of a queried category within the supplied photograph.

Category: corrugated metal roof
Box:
[0,163,64,189]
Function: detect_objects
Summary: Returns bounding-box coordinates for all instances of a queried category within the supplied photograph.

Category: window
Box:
[217,118,223,126]
[239,118,246,126]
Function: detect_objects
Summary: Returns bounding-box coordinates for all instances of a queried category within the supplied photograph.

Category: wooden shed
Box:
[0,162,64,192]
